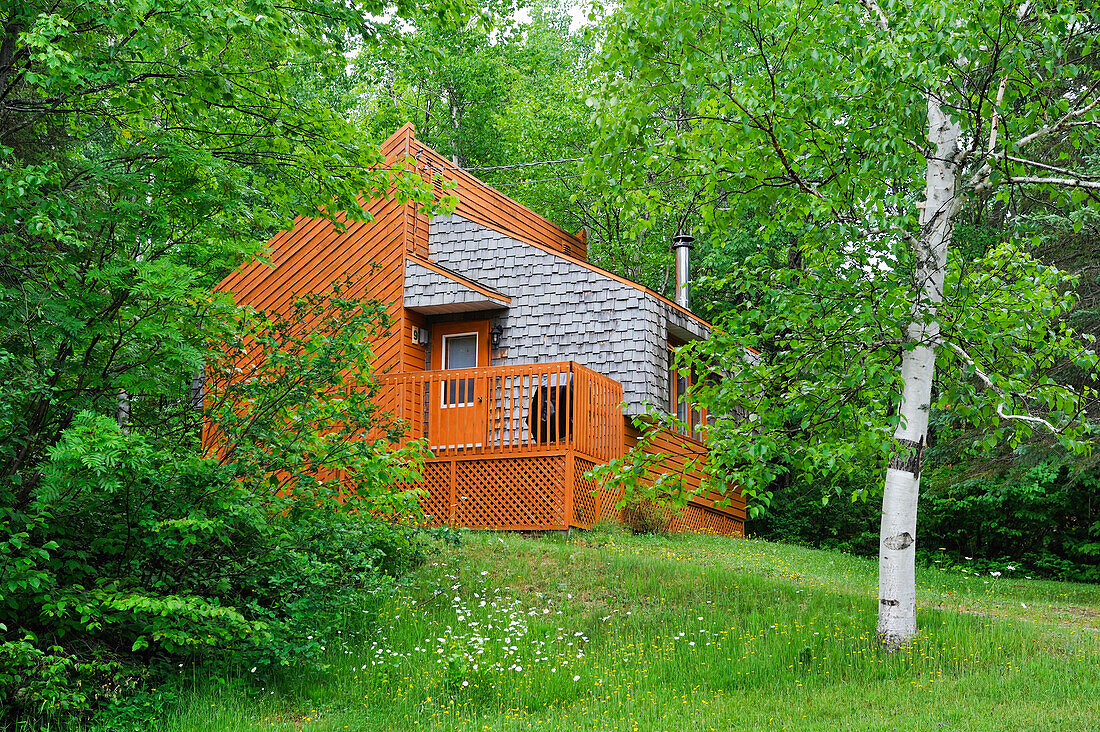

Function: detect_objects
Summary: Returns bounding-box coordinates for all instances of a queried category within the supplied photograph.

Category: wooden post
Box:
[447,457,457,527]
[594,461,602,525]
[563,452,575,529]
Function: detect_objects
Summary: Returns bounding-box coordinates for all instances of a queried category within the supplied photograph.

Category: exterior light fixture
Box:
[490,324,504,347]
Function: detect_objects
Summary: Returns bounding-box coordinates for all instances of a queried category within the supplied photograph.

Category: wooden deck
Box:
[379,362,744,536]
[380,362,624,529]
[380,361,624,463]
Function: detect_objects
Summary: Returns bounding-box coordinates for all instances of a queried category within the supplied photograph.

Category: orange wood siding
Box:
[404,310,428,372]
[216,129,427,379]
[624,420,746,534]
[391,128,587,262]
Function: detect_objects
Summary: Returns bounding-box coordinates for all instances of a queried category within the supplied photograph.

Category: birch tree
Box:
[587,0,1100,647]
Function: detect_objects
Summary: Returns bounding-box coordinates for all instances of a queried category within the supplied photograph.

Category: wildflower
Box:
[573,675,581,681]
[990,571,1001,577]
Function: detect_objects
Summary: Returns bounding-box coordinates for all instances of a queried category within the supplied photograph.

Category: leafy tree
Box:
[588,0,1100,647]
[0,0,461,724]
[355,1,520,169]
[352,1,692,292]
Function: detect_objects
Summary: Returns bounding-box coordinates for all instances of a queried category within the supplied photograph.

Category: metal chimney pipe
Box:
[671,232,694,310]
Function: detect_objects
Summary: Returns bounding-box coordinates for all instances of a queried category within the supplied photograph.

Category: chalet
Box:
[216,125,745,535]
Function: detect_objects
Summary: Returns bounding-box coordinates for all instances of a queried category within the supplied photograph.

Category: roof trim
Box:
[406,254,511,305]
[378,127,714,332]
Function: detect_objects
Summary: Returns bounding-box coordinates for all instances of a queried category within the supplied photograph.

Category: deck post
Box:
[594,468,602,525]
[447,457,457,527]
[563,451,575,529]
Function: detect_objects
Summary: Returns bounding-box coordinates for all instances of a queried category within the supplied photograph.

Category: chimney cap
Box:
[671,233,695,250]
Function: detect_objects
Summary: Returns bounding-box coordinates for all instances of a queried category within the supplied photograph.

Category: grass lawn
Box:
[160,529,1100,731]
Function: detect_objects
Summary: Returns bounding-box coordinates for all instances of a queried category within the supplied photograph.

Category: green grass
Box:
[156,529,1100,731]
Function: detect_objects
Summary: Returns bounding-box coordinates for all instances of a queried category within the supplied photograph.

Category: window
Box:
[668,344,705,437]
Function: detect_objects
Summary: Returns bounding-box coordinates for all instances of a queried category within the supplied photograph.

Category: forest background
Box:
[353,0,1100,583]
[2,0,1098,726]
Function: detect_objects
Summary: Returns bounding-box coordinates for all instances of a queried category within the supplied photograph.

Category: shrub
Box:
[919,460,1100,581]
[1,413,430,726]
[750,453,1100,582]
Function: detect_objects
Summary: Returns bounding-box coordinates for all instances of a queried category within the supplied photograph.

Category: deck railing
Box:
[379,361,624,463]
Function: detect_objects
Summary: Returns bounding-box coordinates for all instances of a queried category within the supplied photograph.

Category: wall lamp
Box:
[490,324,504,347]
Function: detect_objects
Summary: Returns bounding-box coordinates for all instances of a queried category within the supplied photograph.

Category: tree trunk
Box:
[877,95,961,649]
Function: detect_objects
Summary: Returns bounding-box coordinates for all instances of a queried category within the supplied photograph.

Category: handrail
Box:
[379,361,624,462]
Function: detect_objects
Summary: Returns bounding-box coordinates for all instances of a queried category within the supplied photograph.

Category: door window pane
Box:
[445,335,477,369]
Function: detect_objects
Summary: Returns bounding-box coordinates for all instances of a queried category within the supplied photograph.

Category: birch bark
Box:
[877,95,962,648]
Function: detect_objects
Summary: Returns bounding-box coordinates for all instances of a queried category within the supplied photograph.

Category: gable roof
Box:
[380,125,714,332]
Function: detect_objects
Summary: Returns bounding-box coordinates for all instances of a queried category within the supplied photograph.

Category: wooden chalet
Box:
[215,125,745,535]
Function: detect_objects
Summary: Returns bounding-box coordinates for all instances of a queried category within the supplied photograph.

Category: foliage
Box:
[0,282,436,727]
[0,0,466,725]
[1,412,430,725]
[353,1,687,293]
[356,0,519,169]
[750,412,1100,581]
[748,479,881,557]
[585,0,1100,509]
[204,284,428,515]
[0,0,449,499]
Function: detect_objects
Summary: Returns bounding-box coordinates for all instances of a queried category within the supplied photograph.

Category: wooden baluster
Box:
[431,372,444,454]
[481,371,490,454]
[568,366,576,452]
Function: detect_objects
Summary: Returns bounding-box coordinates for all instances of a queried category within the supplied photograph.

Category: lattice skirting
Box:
[622,499,744,537]
[664,503,744,536]
[403,454,740,536]
[406,455,569,529]
[572,458,599,528]
[570,457,624,528]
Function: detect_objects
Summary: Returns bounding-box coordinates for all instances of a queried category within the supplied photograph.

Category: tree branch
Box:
[944,340,1060,432]
[1005,176,1100,189]
[1004,155,1100,179]
[857,0,890,32]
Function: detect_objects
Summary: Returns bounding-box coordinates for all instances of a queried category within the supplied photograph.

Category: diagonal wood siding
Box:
[623,421,746,535]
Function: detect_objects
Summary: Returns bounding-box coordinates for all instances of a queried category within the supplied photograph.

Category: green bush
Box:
[748,475,880,555]
[749,456,1100,582]
[919,460,1100,581]
[0,411,430,728]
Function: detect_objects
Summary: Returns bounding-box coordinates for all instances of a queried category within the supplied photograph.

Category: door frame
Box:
[429,320,491,449]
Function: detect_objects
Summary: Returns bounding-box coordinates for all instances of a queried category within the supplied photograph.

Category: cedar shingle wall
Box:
[404,260,506,310]
[428,214,708,415]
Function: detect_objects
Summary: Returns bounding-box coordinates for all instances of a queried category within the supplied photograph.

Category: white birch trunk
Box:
[877,95,961,649]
